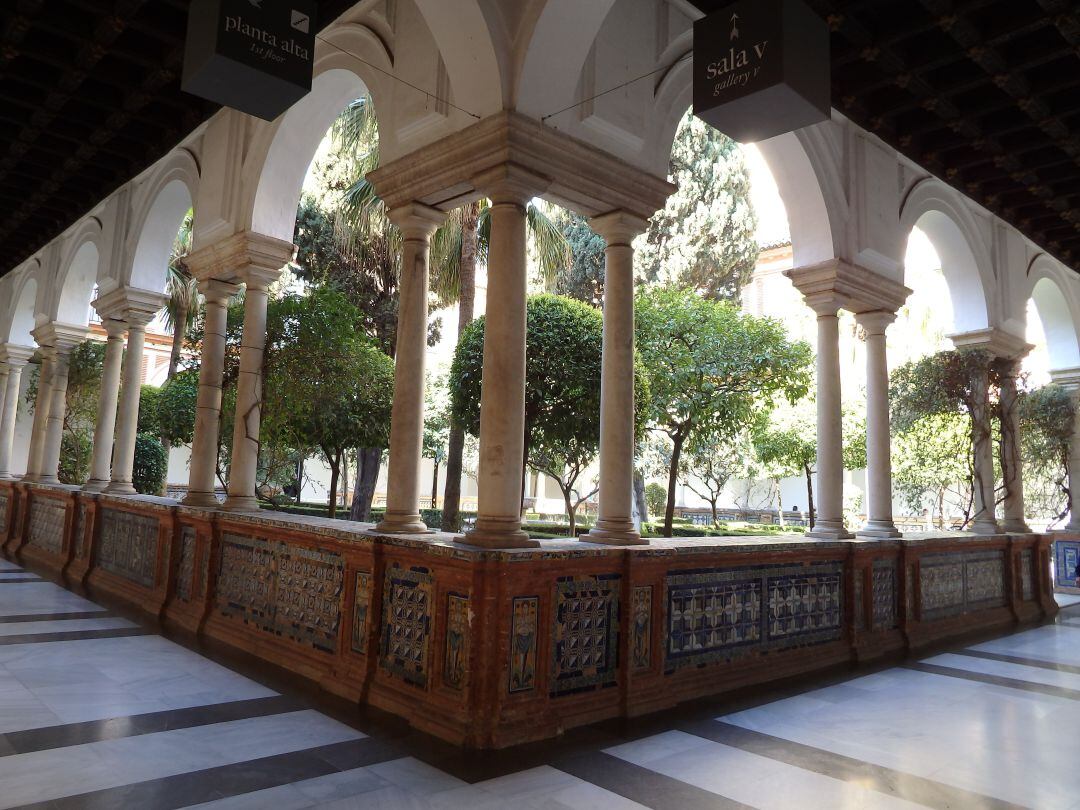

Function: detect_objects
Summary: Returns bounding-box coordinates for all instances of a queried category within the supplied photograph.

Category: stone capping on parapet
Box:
[368,111,676,223]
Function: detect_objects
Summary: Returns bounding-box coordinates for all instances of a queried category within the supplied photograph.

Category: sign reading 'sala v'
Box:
[182,0,317,122]
[693,0,829,143]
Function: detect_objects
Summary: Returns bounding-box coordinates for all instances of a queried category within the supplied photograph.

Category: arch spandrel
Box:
[50,217,104,326]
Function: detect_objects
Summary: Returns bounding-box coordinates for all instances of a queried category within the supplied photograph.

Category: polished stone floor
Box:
[0,556,1077,809]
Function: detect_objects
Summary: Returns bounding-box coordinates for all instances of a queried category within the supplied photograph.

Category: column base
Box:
[221,495,261,512]
[81,478,109,493]
[37,475,59,485]
[585,519,647,546]
[856,520,902,539]
[181,490,223,508]
[375,511,432,534]
[104,481,136,495]
[971,519,1001,535]
[458,516,539,549]
[1001,518,1032,534]
[806,520,854,540]
[20,474,39,483]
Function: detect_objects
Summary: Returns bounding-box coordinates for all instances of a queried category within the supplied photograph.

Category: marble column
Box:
[998,357,1031,533]
[462,167,546,549]
[856,311,901,538]
[587,211,648,546]
[807,296,852,539]
[377,204,445,534]
[0,349,30,480]
[106,320,148,494]
[969,364,1000,534]
[83,319,127,492]
[23,351,55,482]
[39,345,75,483]
[222,267,282,511]
[183,279,240,507]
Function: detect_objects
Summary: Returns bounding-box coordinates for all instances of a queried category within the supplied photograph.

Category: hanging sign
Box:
[182,0,317,122]
[693,0,829,143]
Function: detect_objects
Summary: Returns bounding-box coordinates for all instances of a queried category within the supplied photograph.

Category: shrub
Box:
[644,482,667,517]
[159,369,199,445]
[137,385,163,434]
[58,432,92,485]
[132,432,168,495]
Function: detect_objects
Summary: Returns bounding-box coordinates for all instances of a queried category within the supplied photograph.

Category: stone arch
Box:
[412,0,504,114]
[51,218,103,325]
[3,263,41,346]
[240,27,393,244]
[900,179,992,333]
[125,149,199,291]
[1025,255,1080,371]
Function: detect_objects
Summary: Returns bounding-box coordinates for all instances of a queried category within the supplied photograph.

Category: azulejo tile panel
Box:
[1054,540,1080,590]
[872,560,898,630]
[96,508,158,587]
[1020,549,1034,601]
[216,532,344,654]
[550,575,620,696]
[631,585,652,671]
[0,489,9,535]
[920,550,1005,620]
[509,596,539,694]
[853,570,865,631]
[665,562,843,671]
[72,502,87,556]
[351,570,372,655]
[176,526,197,603]
[27,497,66,555]
[444,592,470,691]
[380,565,433,687]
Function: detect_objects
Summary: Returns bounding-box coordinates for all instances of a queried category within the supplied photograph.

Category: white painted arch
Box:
[51,217,103,326]
[1026,254,1080,371]
[125,149,199,292]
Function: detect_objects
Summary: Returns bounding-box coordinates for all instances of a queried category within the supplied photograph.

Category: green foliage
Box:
[891,412,972,526]
[1019,384,1075,525]
[158,369,199,446]
[890,348,996,429]
[133,432,168,495]
[422,379,450,466]
[644,482,667,517]
[58,431,91,485]
[636,109,758,301]
[552,210,606,306]
[137,385,163,435]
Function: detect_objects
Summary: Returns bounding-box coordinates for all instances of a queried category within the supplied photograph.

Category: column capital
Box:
[0,343,35,367]
[388,202,446,240]
[31,322,88,354]
[1050,366,1080,390]
[472,162,550,205]
[197,277,242,305]
[185,230,296,287]
[92,285,167,327]
[949,327,1032,362]
[589,210,649,246]
[785,258,911,314]
[855,309,897,335]
[102,318,128,339]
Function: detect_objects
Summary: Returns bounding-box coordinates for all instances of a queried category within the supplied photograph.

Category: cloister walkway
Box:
[0,556,1075,809]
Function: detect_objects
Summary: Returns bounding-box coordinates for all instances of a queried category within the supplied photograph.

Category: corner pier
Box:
[0,480,1059,749]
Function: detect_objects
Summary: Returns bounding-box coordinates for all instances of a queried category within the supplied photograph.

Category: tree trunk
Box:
[168,303,188,380]
[804,464,815,529]
[664,435,685,537]
[709,496,719,527]
[564,487,576,537]
[441,203,480,533]
[633,469,647,525]
[350,447,381,522]
[431,460,439,510]
[295,457,303,504]
[327,452,340,519]
[775,480,785,527]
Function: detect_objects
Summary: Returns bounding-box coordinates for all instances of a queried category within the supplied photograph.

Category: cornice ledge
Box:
[92,286,168,325]
[785,259,911,313]
[185,230,296,284]
[31,321,90,350]
[949,327,1033,361]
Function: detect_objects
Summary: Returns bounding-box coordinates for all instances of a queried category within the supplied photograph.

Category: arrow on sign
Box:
[730,12,740,40]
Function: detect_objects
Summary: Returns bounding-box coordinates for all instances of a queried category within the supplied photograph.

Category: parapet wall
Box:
[0,481,1058,748]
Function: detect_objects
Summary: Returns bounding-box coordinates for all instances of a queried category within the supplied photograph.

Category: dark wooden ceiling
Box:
[1,2,1078,275]
[0,0,355,276]
[691,0,1080,268]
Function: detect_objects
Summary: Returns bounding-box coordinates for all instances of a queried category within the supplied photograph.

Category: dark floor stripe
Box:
[953,648,1080,675]
[20,737,401,810]
[686,721,1023,810]
[0,610,111,624]
[0,576,42,583]
[907,661,1080,701]
[0,695,302,757]
[0,627,149,646]
[554,750,754,810]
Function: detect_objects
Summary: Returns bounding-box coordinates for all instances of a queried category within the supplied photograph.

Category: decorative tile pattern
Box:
[853,570,865,631]
[96,508,158,587]
[1020,549,1034,601]
[550,575,620,696]
[72,502,87,556]
[665,562,843,670]
[27,497,66,555]
[351,570,372,655]
[0,489,10,535]
[216,532,344,653]
[920,550,1006,620]
[380,565,432,687]
[444,592,469,690]
[631,585,652,671]
[1054,539,1080,590]
[906,564,915,619]
[872,560,898,630]
[509,596,538,694]
[176,527,197,602]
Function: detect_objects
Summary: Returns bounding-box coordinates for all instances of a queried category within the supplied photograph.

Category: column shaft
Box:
[84,323,126,491]
[1068,388,1080,532]
[183,281,238,507]
[39,349,72,483]
[377,205,443,533]
[970,366,999,534]
[106,324,146,494]
[587,212,647,545]
[463,192,536,548]
[0,364,23,479]
[24,354,54,481]
[809,305,852,539]
[857,312,900,538]
[999,361,1030,533]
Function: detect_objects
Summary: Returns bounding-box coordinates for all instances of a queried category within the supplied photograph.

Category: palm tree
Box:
[163,210,198,380]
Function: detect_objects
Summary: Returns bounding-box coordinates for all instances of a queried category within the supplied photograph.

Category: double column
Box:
[376,204,445,534]
[83,320,127,492]
[968,363,1000,534]
[106,316,152,493]
[0,345,32,479]
[461,166,548,549]
[22,350,54,482]
[997,357,1030,533]
[586,211,648,545]
[855,311,901,538]
[1063,379,1080,532]
[27,323,88,483]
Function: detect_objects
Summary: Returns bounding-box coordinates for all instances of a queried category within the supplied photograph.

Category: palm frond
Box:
[429,208,465,307]
[526,201,571,291]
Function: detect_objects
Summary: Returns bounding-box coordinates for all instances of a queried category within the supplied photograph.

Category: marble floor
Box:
[0,564,1077,810]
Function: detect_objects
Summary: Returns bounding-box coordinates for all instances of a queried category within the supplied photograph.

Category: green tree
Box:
[636,109,758,300]
[636,287,812,535]
[133,432,168,495]
[1019,384,1075,527]
[753,409,818,528]
[644,482,667,518]
[157,369,199,447]
[551,210,606,307]
[892,412,972,528]
[423,382,450,509]
[678,429,756,526]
